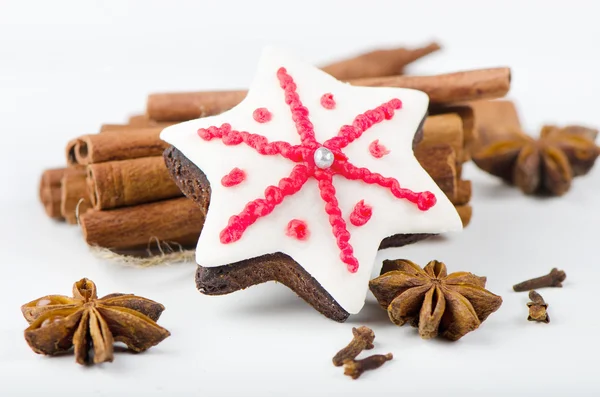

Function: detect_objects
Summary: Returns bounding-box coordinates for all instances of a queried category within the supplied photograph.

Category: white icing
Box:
[161,47,463,314]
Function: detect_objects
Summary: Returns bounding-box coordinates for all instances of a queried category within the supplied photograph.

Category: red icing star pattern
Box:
[221,167,246,187]
[252,107,272,123]
[320,93,336,109]
[349,200,372,227]
[197,67,436,273]
[286,219,309,240]
[369,139,390,158]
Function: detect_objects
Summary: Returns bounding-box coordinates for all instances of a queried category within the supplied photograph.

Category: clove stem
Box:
[528,290,545,305]
[343,353,393,379]
[513,268,566,292]
[332,326,375,367]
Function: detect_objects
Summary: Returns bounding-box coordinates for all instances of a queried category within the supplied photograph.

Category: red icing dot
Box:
[320,93,336,109]
[286,219,310,240]
[369,139,390,158]
[253,107,272,123]
[349,200,373,227]
[417,191,436,211]
[221,167,246,187]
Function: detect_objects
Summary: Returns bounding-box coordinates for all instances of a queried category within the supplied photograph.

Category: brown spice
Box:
[527,290,550,323]
[473,125,599,196]
[145,44,440,122]
[468,100,523,151]
[127,114,175,129]
[60,167,91,224]
[321,42,440,81]
[513,268,566,292]
[332,326,375,367]
[454,180,472,206]
[21,278,170,365]
[414,143,457,200]
[353,67,510,105]
[421,113,464,164]
[147,67,511,122]
[87,157,183,210]
[99,124,128,132]
[429,105,476,162]
[455,204,473,227]
[343,353,393,379]
[80,197,204,250]
[69,128,168,165]
[39,168,66,220]
[369,259,502,341]
[66,138,83,166]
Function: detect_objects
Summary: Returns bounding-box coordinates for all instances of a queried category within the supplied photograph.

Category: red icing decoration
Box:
[286,219,310,240]
[320,93,336,109]
[197,67,434,273]
[349,200,372,226]
[369,139,390,158]
[252,107,272,123]
[221,167,246,187]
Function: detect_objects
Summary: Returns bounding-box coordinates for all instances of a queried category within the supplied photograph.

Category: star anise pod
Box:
[369,260,502,341]
[21,278,170,365]
[472,125,599,196]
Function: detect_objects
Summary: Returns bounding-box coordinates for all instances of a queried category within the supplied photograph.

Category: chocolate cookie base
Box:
[196,252,350,322]
[164,146,431,322]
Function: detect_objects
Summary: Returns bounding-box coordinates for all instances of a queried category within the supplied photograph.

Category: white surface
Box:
[1,1,600,396]
[161,47,461,314]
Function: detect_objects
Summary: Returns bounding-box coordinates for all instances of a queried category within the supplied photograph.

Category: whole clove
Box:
[343,353,393,379]
[332,326,375,367]
[513,268,566,292]
[527,290,550,323]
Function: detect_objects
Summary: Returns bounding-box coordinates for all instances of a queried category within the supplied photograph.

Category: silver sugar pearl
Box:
[314,147,334,169]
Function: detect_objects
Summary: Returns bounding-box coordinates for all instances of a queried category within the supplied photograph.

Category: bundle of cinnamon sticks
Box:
[39,42,511,253]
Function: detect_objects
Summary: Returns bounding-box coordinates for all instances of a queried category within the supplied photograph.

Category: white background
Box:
[1,1,600,396]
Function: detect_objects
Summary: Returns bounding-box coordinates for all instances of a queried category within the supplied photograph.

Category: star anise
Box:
[21,278,170,365]
[472,125,599,196]
[369,259,502,341]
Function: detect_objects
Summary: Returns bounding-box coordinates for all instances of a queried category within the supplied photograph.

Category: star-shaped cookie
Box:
[161,48,462,318]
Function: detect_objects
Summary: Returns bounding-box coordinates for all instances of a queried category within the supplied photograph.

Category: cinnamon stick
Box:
[452,180,472,206]
[421,114,463,163]
[128,114,176,129]
[39,168,66,220]
[70,128,168,165]
[99,124,127,132]
[430,105,476,162]
[147,90,247,122]
[414,143,457,200]
[128,114,152,126]
[66,138,83,166]
[60,168,91,224]
[321,42,441,81]
[80,197,204,250]
[469,100,522,150]
[87,157,183,210]
[455,204,473,227]
[351,67,510,104]
[147,67,511,122]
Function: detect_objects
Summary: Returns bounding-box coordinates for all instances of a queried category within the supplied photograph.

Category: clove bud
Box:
[513,268,566,292]
[332,326,375,367]
[343,353,393,379]
[527,290,549,323]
